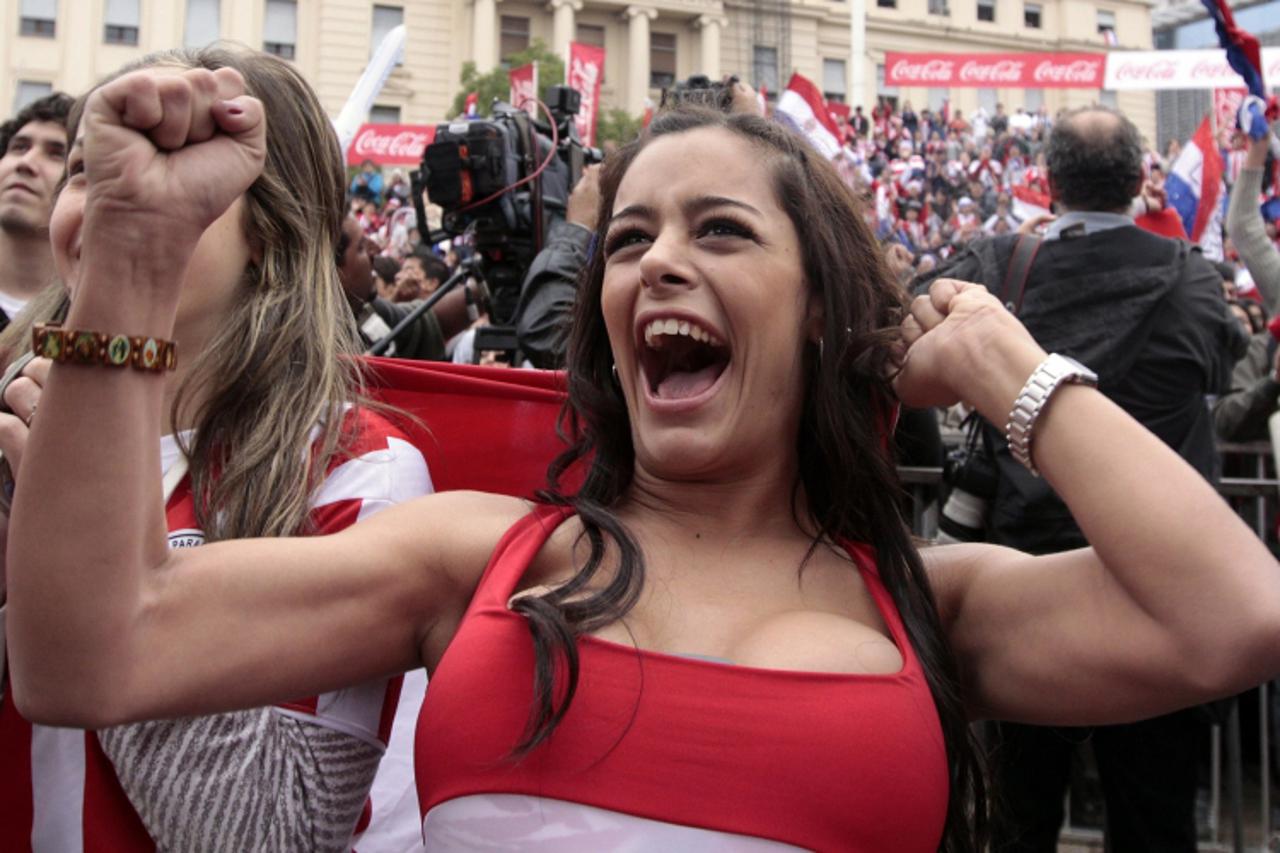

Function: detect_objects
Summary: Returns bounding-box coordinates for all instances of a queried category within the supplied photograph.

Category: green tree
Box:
[449,41,566,119]
[596,109,644,149]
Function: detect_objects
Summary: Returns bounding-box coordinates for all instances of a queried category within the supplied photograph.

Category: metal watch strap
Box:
[1006,353,1098,477]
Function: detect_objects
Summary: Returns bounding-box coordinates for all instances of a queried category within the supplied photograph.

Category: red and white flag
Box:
[464,92,479,118]
[775,73,841,159]
[508,62,539,118]
[1011,184,1052,222]
[1166,115,1225,244]
[567,42,605,146]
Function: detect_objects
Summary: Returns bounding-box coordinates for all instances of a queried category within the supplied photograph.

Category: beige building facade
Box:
[4,0,1154,141]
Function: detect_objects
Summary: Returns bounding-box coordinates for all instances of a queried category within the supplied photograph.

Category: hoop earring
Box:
[611,363,620,385]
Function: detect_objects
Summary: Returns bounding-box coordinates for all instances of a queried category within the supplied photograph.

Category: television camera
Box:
[402,84,602,360]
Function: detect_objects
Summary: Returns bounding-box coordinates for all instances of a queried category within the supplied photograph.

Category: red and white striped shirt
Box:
[0,407,432,852]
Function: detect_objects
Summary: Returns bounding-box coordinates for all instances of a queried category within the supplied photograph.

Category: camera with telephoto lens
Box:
[660,74,740,113]
[937,421,998,544]
[412,85,603,347]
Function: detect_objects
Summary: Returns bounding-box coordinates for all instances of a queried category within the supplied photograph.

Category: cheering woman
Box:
[7,68,1279,852]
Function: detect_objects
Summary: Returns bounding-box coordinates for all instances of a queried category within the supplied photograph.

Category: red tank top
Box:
[415,506,949,852]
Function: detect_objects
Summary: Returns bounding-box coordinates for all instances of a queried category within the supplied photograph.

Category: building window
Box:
[877,0,897,8]
[876,63,899,110]
[104,0,139,45]
[19,0,56,37]
[1024,2,1042,27]
[1024,88,1043,112]
[1097,9,1117,42]
[263,0,297,59]
[13,80,53,112]
[928,0,950,16]
[823,58,846,103]
[369,105,401,124]
[184,0,219,48]
[753,46,779,94]
[500,15,529,63]
[650,32,676,89]
[876,63,899,95]
[371,5,403,62]
[977,0,995,21]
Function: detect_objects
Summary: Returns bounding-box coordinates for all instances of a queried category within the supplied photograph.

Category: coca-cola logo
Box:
[352,128,430,160]
[1033,58,1100,83]
[889,58,954,83]
[959,59,1024,83]
[1190,59,1232,80]
[1112,60,1176,81]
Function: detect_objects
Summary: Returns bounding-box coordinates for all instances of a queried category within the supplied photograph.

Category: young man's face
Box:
[0,119,66,234]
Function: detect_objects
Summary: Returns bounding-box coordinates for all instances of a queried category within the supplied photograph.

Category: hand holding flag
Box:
[1201,0,1278,126]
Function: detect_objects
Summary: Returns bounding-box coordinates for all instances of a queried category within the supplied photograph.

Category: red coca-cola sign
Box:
[888,58,955,83]
[885,52,1105,88]
[346,123,437,166]
[960,59,1025,84]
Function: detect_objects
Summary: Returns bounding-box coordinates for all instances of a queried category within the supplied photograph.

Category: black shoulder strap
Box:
[999,234,1043,316]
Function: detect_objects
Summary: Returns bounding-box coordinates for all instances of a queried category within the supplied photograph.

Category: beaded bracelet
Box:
[32,323,176,372]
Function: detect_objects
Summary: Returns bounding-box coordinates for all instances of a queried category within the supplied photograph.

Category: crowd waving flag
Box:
[1200,0,1280,137]
[1165,116,1225,244]
[775,73,842,160]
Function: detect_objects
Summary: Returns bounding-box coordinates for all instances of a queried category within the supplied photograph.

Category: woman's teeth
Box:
[642,317,723,348]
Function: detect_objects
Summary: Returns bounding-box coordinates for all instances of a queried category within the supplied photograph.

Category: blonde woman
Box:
[0,48,430,851]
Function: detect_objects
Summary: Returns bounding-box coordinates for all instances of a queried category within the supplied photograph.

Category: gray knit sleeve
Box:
[98,709,383,853]
[1227,166,1280,315]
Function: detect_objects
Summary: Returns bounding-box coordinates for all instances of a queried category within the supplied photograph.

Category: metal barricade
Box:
[897,438,1278,851]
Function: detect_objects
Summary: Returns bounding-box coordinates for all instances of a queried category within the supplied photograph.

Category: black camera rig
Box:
[406,84,602,360]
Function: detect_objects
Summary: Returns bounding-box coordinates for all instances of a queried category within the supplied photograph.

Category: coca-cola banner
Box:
[509,61,539,118]
[884,52,1106,88]
[567,42,605,146]
[346,123,436,166]
[1103,48,1280,91]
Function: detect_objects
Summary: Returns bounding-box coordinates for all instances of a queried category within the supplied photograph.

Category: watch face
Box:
[1055,354,1098,385]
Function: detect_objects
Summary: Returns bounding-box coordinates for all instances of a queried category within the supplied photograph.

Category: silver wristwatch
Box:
[1006,353,1098,477]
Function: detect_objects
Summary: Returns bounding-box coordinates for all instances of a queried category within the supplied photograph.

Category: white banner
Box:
[1104,47,1280,91]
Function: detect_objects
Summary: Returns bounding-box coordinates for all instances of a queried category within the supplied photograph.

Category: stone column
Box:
[472,0,498,71]
[624,6,657,114]
[695,14,727,80]
[550,0,583,64]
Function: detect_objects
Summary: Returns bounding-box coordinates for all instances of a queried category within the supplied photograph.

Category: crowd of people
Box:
[0,42,1279,853]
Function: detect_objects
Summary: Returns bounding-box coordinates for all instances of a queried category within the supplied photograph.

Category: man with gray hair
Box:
[918,105,1244,851]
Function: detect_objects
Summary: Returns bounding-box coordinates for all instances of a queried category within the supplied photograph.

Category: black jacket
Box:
[513,220,592,370]
[356,297,447,361]
[917,226,1245,553]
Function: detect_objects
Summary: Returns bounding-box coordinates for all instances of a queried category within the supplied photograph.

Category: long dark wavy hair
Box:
[510,108,989,851]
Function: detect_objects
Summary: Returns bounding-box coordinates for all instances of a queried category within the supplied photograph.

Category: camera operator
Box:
[336,214,473,360]
[513,164,600,369]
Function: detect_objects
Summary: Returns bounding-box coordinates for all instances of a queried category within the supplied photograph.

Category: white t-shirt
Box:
[0,291,28,322]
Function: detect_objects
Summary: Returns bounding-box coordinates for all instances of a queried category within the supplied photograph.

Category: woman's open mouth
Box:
[637,316,731,404]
